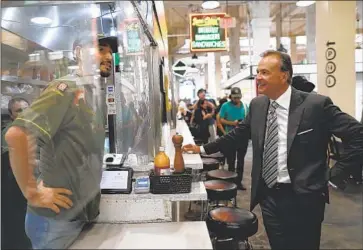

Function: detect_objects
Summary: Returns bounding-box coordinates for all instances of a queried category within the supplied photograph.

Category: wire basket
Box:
[149,167,193,194]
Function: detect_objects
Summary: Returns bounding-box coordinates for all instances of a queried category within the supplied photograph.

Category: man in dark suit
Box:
[183,50,363,249]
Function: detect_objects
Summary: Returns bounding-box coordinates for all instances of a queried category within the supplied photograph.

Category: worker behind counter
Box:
[1,97,32,249]
[4,36,113,249]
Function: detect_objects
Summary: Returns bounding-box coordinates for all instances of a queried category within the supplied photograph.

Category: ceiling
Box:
[163,1,362,55]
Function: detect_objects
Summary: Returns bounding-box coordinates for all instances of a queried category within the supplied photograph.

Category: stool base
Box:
[211,237,253,250]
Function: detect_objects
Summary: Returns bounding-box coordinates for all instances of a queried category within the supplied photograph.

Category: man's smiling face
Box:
[98,44,113,77]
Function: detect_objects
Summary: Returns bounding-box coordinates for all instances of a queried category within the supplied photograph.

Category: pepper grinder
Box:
[172,133,185,173]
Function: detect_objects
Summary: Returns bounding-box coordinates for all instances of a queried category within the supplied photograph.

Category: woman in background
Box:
[194,99,212,144]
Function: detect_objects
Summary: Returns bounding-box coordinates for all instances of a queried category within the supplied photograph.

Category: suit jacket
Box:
[204,87,363,211]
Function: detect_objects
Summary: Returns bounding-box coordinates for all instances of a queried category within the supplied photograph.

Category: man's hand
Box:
[182,144,201,154]
[233,120,239,126]
[28,180,73,214]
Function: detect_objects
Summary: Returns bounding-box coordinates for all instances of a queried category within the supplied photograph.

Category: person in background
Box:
[194,99,212,144]
[191,88,215,123]
[2,98,29,153]
[5,36,109,249]
[352,109,363,184]
[1,97,31,250]
[183,50,363,250]
[182,104,193,126]
[208,99,218,141]
[291,75,315,93]
[216,97,228,137]
[218,87,249,190]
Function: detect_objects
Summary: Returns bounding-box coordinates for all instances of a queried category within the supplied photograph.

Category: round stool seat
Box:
[204,180,237,201]
[207,207,258,240]
[200,152,224,162]
[207,169,237,182]
[202,158,220,171]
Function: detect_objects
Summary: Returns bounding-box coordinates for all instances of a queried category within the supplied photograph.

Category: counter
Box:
[97,182,207,223]
[99,119,206,223]
[70,221,213,249]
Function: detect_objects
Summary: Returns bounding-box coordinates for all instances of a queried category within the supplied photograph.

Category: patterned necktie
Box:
[262,101,279,188]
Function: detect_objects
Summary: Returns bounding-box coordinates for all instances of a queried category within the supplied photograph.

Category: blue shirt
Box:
[219,101,249,132]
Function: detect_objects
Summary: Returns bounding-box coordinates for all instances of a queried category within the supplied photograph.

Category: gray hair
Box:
[260,50,293,85]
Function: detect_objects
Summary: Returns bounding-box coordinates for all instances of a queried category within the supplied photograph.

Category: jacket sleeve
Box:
[325,97,363,189]
[204,102,252,155]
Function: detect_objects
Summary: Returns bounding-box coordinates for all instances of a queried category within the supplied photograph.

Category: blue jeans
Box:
[25,210,85,249]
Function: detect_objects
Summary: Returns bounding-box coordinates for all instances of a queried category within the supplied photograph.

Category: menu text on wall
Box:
[190,13,227,52]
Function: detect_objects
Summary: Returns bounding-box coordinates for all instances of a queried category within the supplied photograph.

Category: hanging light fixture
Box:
[30,6,53,25]
[296,1,315,7]
[202,0,220,10]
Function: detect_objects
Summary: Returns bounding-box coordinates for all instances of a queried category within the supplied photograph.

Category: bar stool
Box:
[200,151,225,166]
[206,207,258,250]
[199,157,220,181]
[207,169,237,183]
[184,158,219,220]
[204,180,237,210]
[185,158,220,220]
[202,158,220,171]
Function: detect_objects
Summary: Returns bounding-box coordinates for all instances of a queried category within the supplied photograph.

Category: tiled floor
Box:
[182,145,363,249]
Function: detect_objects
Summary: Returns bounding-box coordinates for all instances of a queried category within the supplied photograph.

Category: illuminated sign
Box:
[190,13,227,52]
[124,19,143,55]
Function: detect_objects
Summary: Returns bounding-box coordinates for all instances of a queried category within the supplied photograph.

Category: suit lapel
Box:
[287,88,305,156]
[258,96,270,151]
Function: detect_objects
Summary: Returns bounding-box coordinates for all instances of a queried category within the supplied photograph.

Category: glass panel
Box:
[1,2,106,227]
[114,1,161,167]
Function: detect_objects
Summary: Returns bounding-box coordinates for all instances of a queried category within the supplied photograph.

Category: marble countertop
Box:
[69,221,213,249]
[101,181,207,202]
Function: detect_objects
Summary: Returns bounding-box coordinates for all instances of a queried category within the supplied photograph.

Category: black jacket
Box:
[204,87,363,211]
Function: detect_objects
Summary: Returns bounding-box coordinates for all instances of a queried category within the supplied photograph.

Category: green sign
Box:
[125,19,143,55]
[190,13,227,52]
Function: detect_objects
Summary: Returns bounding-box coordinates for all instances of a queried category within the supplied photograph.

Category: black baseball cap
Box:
[230,87,242,98]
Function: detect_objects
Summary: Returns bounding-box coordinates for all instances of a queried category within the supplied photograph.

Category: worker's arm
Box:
[5,126,37,200]
[5,81,75,213]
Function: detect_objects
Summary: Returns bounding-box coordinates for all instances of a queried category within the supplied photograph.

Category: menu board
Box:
[189,13,227,52]
[124,19,143,55]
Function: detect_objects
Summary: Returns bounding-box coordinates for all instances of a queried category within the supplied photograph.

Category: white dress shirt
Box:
[271,86,291,183]
[200,86,292,183]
